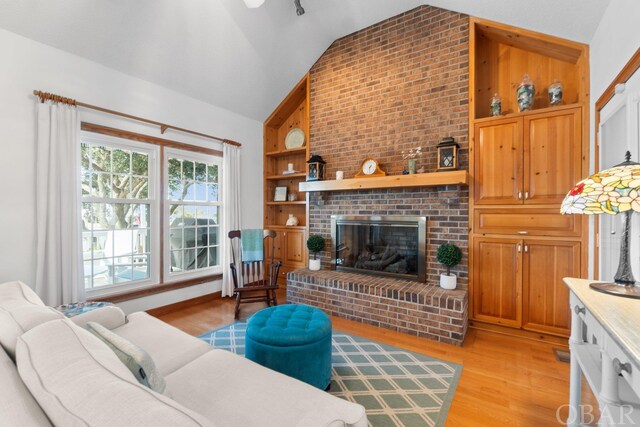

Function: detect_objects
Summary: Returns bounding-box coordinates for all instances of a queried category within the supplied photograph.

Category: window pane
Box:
[208,227,219,246]
[208,206,219,225]
[208,184,219,202]
[112,149,130,174]
[184,249,196,270]
[81,171,91,196]
[131,177,148,200]
[168,179,182,200]
[113,175,131,200]
[195,183,207,202]
[208,246,219,267]
[169,205,184,226]
[169,228,183,250]
[81,143,91,173]
[92,146,111,171]
[92,259,112,287]
[196,227,208,247]
[93,173,111,198]
[132,152,148,176]
[184,228,196,248]
[195,162,207,181]
[184,205,196,220]
[197,249,208,269]
[208,165,218,183]
[183,160,194,180]
[82,233,92,260]
[184,181,195,201]
[170,250,183,272]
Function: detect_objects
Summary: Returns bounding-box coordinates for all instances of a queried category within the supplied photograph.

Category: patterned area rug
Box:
[199,321,462,427]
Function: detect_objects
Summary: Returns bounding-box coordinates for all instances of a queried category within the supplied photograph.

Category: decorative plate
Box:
[285,128,305,149]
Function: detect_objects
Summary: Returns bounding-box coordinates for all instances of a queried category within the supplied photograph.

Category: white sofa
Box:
[0,281,368,427]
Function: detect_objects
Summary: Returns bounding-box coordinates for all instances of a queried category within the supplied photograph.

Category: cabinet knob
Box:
[518,231,528,235]
[517,244,522,253]
[613,358,632,375]
[525,191,529,199]
[518,192,522,199]
[574,305,585,315]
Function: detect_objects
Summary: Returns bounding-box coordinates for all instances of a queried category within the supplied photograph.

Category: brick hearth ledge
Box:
[287,269,468,346]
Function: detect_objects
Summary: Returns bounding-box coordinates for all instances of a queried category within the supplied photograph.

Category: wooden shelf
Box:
[266,201,306,206]
[266,173,306,180]
[265,224,306,230]
[265,147,307,158]
[473,102,583,124]
[299,170,468,192]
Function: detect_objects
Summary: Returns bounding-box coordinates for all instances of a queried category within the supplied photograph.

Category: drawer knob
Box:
[613,358,632,375]
[574,305,586,315]
[518,231,529,235]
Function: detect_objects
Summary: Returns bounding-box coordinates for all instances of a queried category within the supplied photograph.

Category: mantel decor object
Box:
[561,151,640,298]
[516,74,535,112]
[306,154,326,182]
[355,157,387,178]
[436,137,460,171]
[401,147,422,175]
[490,93,502,116]
[548,80,563,106]
[274,186,288,202]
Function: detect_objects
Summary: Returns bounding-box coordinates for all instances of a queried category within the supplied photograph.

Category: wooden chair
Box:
[228,230,282,320]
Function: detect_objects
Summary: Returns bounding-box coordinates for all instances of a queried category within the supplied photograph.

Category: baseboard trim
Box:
[469,320,569,347]
[146,291,223,317]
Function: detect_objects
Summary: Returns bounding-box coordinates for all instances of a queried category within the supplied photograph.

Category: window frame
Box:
[78,123,225,300]
[80,132,161,298]
[163,147,224,282]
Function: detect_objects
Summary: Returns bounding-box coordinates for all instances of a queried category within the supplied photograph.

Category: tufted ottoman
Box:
[245,304,332,390]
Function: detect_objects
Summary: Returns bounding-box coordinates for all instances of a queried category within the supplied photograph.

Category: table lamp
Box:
[561,151,640,298]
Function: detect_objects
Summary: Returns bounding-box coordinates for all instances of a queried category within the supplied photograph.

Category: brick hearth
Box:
[287,269,468,346]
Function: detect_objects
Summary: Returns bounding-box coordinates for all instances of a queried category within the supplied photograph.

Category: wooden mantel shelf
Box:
[299,170,468,192]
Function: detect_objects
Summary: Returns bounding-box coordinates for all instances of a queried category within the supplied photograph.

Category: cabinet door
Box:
[474,118,523,205]
[524,108,582,204]
[522,240,580,336]
[472,237,522,327]
[284,230,305,266]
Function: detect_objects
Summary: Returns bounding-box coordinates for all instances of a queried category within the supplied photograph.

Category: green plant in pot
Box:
[306,235,326,271]
[436,243,462,290]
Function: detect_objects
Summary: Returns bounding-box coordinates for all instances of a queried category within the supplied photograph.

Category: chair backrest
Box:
[228,230,277,288]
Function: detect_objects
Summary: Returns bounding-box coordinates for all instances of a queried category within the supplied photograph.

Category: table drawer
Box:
[474,209,581,237]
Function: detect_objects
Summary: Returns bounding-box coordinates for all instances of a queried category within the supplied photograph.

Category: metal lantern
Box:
[306,154,326,181]
[436,137,459,171]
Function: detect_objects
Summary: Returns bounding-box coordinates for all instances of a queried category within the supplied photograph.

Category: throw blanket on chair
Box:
[241,229,264,263]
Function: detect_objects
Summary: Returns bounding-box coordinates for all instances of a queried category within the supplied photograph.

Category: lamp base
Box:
[589,282,640,299]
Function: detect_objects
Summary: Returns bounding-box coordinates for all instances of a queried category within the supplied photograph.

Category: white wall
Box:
[587,0,640,278]
[0,28,263,312]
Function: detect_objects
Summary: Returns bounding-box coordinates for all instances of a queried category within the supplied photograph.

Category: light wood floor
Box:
[157,289,592,426]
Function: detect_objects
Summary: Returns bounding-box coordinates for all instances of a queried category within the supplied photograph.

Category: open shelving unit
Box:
[263,74,310,284]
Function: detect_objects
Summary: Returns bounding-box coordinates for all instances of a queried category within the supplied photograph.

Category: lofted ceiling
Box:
[0,0,610,121]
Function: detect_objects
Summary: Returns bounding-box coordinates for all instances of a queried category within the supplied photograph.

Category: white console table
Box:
[565,278,640,426]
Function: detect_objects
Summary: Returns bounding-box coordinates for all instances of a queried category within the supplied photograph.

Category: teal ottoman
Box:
[245,304,332,390]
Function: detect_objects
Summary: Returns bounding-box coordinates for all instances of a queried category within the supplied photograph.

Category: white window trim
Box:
[163,147,224,283]
[80,132,162,298]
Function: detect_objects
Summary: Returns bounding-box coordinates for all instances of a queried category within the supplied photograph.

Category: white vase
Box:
[286,214,299,226]
[309,258,321,271]
[440,273,457,290]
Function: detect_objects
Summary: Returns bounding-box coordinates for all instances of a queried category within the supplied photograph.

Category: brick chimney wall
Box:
[308,5,470,288]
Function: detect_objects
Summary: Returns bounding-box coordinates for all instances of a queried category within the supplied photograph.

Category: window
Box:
[165,149,222,279]
[79,131,222,296]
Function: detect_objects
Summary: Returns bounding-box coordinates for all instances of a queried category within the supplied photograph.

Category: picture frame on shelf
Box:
[274,186,288,202]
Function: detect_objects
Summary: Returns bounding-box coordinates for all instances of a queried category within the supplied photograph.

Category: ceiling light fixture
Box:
[294,0,305,16]
[243,0,265,8]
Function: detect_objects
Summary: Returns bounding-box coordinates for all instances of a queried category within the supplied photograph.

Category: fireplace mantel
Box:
[299,170,468,193]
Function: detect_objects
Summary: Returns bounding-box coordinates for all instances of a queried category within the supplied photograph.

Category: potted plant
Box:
[306,235,325,271]
[436,243,462,290]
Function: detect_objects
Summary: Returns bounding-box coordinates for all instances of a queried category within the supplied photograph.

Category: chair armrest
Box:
[69,306,127,330]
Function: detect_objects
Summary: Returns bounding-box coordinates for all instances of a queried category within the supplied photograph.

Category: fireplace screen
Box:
[331,215,426,282]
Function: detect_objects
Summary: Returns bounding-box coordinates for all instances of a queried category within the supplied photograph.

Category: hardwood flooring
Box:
[157,288,595,426]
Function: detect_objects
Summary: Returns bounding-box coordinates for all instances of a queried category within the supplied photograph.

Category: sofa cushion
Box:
[0,281,63,359]
[112,312,210,376]
[69,305,127,330]
[0,345,52,426]
[86,321,166,393]
[16,319,214,427]
[165,349,368,427]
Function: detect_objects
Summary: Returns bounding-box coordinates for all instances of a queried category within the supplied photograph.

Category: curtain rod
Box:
[32,90,241,148]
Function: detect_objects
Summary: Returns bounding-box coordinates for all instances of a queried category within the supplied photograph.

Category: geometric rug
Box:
[199,321,462,427]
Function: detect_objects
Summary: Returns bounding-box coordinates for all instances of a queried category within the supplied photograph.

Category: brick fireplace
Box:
[287,5,470,344]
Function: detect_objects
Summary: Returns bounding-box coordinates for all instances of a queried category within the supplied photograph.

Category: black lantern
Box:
[306,154,326,181]
[436,137,460,171]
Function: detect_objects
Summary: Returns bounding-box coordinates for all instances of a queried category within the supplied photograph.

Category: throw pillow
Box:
[85,321,166,393]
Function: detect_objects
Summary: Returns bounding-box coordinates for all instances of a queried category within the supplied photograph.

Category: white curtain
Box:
[222,144,242,297]
[35,101,83,306]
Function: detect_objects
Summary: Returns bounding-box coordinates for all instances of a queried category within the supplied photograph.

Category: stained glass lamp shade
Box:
[561,151,640,298]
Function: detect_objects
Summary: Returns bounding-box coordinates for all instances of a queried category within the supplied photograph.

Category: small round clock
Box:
[355,158,387,178]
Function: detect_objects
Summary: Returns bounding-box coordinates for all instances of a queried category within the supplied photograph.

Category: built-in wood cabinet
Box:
[472,237,522,327]
[474,106,582,206]
[522,240,580,336]
[263,75,310,284]
[469,18,589,339]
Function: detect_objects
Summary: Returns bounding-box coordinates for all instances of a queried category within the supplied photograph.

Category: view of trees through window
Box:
[81,142,152,289]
